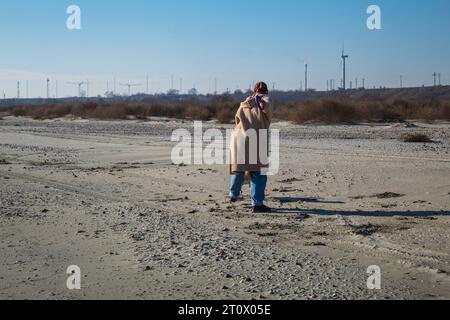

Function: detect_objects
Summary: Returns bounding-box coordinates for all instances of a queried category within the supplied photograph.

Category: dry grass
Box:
[10,102,188,120]
[275,98,450,124]
[4,96,450,124]
[184,105,211,121]
[216,107,237,124]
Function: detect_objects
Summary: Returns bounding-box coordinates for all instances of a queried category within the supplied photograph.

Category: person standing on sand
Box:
[229,82,272,213]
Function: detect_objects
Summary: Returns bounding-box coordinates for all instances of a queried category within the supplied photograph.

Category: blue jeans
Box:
[230,172,268,207]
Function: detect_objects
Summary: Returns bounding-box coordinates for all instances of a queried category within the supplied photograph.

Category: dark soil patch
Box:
[352,224,386,236]
[248,222,300,232]
[414,216,438,221]
[278,178,304,183]
[257,232,279,237]
[351,192,404,200]
[304,241,327,247]
[375,192,404,199]
[311,231,329,236]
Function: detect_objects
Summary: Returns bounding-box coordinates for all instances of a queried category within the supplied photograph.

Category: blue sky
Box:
[0,0,449,97]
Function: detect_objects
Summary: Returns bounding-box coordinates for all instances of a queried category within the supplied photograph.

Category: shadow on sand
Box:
[272,207,450,218]
[272,196,345,205]
[270,196,450,217]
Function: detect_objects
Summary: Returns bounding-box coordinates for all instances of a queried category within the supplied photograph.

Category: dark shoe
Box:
[252,205,272,214]
[229,195,243,203]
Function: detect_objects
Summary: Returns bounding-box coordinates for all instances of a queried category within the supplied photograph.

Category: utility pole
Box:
[326,80,329,91]
[362,78,366,89]
[214,78,217,95]
[433,72,437,87]
[438,73,441,86]
[17,81,20,99]
[400,75,403,88]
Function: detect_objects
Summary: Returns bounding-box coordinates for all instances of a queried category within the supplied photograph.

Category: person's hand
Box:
[261,95,270,103]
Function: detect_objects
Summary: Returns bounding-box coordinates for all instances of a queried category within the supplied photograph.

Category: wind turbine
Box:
[67,81,87,97]
[46,78,50,99]
[86,79,90,97]
[341,48,349,90]
[293,57,310,92]
[120,82,141,96]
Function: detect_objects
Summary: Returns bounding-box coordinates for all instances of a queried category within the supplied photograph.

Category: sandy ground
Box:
[0,116,449,300]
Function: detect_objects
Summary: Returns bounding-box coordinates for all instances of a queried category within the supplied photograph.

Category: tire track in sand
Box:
[0,169,184,204]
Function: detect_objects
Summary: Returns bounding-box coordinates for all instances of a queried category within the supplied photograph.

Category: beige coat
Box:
[230,95,272,174]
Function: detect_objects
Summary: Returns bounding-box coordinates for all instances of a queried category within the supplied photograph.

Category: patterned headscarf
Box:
[253,82,269,111]
[255,95,266,111]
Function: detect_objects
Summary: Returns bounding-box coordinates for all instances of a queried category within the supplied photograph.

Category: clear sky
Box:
[1,0,449,98]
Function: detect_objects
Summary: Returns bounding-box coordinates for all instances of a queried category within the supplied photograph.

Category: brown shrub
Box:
[286,98,359,124]
[401,133,433,143]
[146,104,185,119]
[276,97,450,124]
[70,102,128,119]
[91,105,127,119]
[17,104,71,120]
[5,96,450,123]
[441,102,450,120]
[11,106,27,117]
[184,105,210,120]
[216,109,233,124]
[216,105,237,124]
